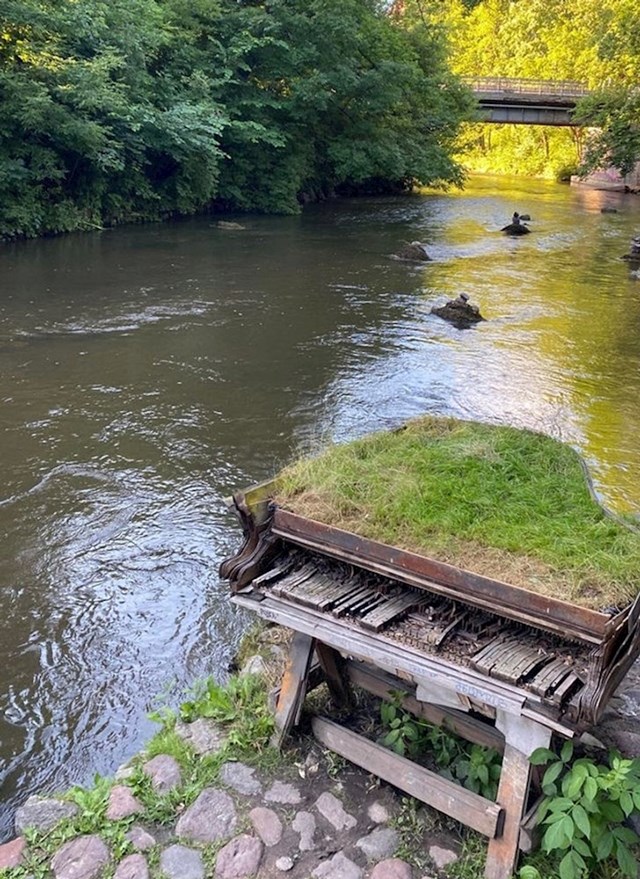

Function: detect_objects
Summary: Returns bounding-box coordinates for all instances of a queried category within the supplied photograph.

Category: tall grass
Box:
[276,418,640,609]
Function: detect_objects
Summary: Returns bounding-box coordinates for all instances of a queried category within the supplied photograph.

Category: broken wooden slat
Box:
[490,645,550,685]
[527,658,572,697]
[360,591,422,631]
[312,716,503,838]
[271,631,316,749]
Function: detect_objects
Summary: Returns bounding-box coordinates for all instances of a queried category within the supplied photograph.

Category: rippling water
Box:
[1,175,639,839]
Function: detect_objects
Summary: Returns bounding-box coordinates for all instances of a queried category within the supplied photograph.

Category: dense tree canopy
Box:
[425,0,640,179]
[0,0,473,238]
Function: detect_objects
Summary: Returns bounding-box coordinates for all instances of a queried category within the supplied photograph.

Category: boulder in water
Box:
[394,241,431,261]
[216,221,246,230]
[500,223,531,236]
[431,294,485,327]
[622,235,640,261]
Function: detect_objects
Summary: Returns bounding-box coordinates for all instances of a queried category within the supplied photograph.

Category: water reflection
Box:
[1,175,640,839]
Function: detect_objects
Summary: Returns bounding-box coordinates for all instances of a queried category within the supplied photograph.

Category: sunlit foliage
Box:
[420,0,640,178]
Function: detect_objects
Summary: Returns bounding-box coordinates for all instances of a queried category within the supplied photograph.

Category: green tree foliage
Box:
[426,0,640,179]
[575,88,640,178]
[0,0,472,238]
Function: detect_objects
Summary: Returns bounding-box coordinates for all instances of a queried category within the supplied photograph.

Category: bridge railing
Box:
[462,77,590,98]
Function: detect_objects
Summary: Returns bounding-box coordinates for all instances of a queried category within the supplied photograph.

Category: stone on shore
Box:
[312,851,363,879]
[214,835,263,878]
[114,853,149,879]
[249,807,283,846]
[367,802,390,824]
[160,844,204,879]
[174,718,228,756]
[241,654,268,677]
[276,856,295,872]
[220,761,262,795]
[51,835,110,879]
[0,836,26,869]
[143,755,182,794]
[292,810,316,851]
[370,859,413,879]
[107,785,143,820]
[176,788,237,843]
[315,792,357,830]
[15,795,79,834]
[356,827,399,860]
[126,826,156,851]
[428,844,459,869]
[264,781,302,804]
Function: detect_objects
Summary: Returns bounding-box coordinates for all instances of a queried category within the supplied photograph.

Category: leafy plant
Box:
[453,744,502,801]
[529,741,640,879]
[380,698,425,757]
[379,694,502,801]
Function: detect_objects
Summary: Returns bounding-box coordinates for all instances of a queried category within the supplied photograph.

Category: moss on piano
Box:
[274,417,640,610]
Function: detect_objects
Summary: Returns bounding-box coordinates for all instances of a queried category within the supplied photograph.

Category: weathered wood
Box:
[519,796,543,854]
[315,643,352,708]
[271,631,315,748]
[272,509,608,643]
[312,716,503,838]
[485,714,551,879]
[486,743,533,879]
[345,660,505,753]
[232,593,576,734]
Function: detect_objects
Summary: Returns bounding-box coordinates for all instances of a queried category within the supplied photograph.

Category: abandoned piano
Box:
[220,478,640,879]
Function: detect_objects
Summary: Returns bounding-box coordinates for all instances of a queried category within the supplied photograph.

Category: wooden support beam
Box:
[346,660,505,754]
[312,716,503,838]
[485,713,551,879]
[271,631,315,749]
[316,643,352,708]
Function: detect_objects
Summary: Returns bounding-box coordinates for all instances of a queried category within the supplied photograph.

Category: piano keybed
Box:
[250,548,592,707]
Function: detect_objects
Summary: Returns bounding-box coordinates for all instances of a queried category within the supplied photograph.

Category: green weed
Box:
[524,742,640,879]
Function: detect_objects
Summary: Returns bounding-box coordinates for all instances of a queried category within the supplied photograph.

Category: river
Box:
[1,175,640,839]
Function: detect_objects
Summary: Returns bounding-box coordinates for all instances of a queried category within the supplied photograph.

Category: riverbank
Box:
[3,618,640,879]
[0,627,467,879]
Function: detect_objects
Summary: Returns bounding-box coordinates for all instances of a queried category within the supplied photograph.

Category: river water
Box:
[1,175,640,838]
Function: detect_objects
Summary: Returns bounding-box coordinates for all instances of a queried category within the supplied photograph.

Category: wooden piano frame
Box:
[234,588,557,879]
[223,482,640,879]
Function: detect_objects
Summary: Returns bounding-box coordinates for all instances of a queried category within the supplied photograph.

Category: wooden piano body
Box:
[220,480,640,879]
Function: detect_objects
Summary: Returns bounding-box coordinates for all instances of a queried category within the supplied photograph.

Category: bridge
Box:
[463,77,590,126]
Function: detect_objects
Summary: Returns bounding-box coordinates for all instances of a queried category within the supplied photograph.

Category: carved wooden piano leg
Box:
[485,714,552,879]
[271,631,316,749]
[315,642,352,709]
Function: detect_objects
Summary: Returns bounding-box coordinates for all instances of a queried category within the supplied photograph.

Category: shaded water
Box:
[1,176,640,838]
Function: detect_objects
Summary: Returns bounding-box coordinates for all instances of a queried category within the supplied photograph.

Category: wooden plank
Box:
[528,658,573,697]
[345,660,505,753]
[272,509,608,643]
[360,591,421,631]
[271,631,315,748]
[485,743,534,879]
[486,713,552,879]
[312,716,503,838]
[316,643,352,708]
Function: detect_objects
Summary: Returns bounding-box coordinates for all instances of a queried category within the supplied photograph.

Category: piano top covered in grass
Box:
[274,417,640,611]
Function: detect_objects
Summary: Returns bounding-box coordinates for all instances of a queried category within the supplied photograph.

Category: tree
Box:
[575,89,640,177]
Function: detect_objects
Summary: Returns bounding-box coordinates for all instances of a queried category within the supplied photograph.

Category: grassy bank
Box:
[275,417,640,610]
